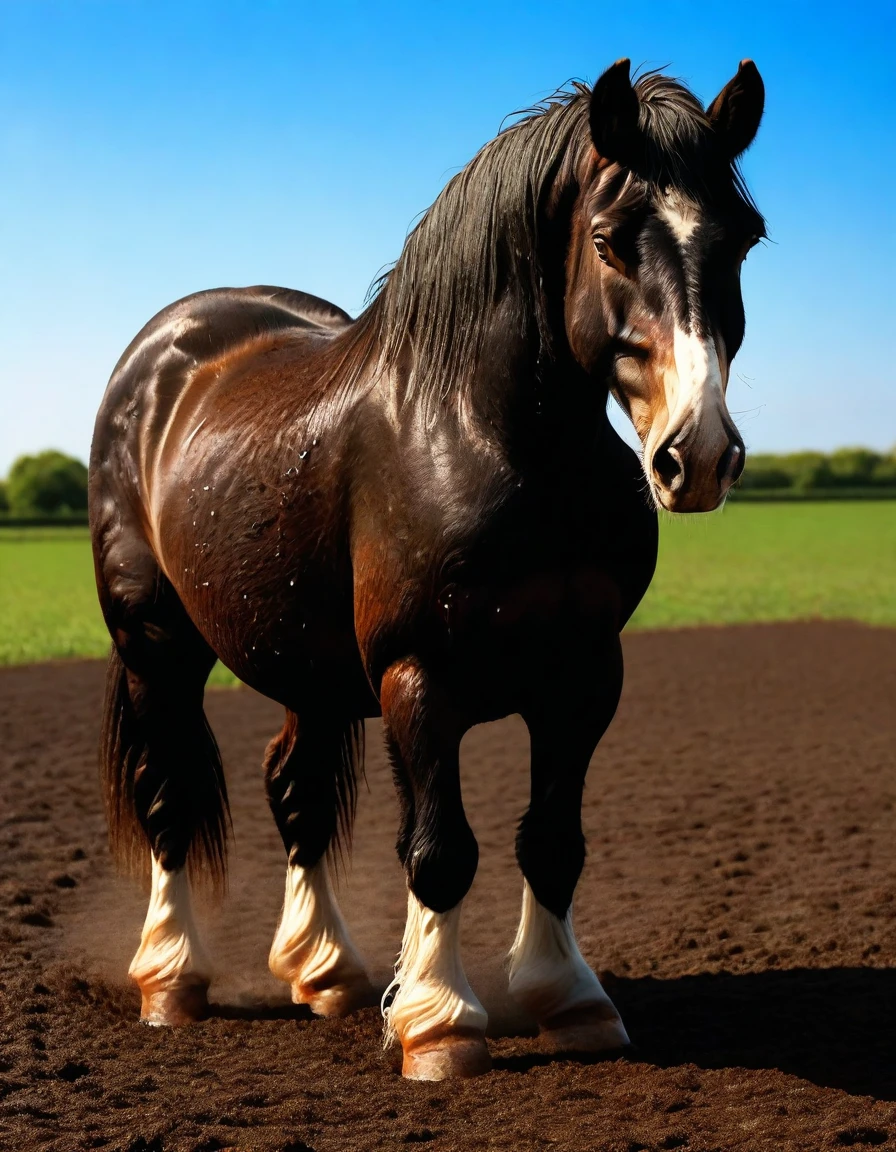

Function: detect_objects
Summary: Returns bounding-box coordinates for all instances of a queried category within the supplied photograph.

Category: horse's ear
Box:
[707,59,765,159]
[589,58,642,166]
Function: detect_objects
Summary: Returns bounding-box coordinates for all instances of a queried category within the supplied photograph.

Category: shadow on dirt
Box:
[492,967,896,1101]
[208,1001,314,1022]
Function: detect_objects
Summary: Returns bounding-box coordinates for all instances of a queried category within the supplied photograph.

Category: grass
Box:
[0,526,239,685]
[1,503,893,676]
[630,501,896,629]
[0,526,108,665]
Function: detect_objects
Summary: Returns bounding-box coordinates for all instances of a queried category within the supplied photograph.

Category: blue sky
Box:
[1,0,894,474]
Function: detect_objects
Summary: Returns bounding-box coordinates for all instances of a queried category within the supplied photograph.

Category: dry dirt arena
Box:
[1,622,895,1152]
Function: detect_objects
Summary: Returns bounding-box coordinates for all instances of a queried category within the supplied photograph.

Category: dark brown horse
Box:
[90,58,765,1079]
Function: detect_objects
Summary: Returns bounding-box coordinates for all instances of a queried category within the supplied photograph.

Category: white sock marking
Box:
[382,891,487,1049]
[129,854,210,995]
[269,860,367,1005]
[508,882,621,1025]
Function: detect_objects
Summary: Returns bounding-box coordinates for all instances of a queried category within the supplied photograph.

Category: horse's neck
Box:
[452,302,609,469]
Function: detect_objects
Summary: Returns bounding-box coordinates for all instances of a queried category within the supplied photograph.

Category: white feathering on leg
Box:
[382,891,487,1050]
[269,859,369,1013]
[129,855,210,1005]
[508,881,627,1038]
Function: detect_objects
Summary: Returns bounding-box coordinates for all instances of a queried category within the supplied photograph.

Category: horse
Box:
[89,57,765,1080]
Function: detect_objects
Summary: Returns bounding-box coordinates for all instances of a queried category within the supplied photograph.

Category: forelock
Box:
[632,71,714,194]
[627,71,762,222]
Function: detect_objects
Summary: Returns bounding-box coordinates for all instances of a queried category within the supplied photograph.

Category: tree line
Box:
[737,448,896,492]
[1,446,895,517]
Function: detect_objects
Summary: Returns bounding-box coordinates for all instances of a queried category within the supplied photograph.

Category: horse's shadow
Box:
[494,967,896,1100]
[208,1001,314,1023]
[203,967,895,1099]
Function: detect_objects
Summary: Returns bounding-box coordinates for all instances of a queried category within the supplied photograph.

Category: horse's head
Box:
[566,60,765,512]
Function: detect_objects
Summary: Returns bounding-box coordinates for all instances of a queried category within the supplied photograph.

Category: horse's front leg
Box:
[380,659,490,1080]
[511,650,631,1053]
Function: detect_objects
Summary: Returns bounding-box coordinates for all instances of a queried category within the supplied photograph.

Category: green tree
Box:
[0,480,8,513]
[827,447,881,487]
[871,448,896,487]
[780,452,833,493]
[739,454,793,490]
[6,450,89,516]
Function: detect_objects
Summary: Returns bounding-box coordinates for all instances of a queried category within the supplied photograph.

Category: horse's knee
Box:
[516,812,585,919]
[408,821,479,914]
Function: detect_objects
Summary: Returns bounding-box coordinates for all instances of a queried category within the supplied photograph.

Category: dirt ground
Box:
[1,622,895,1152]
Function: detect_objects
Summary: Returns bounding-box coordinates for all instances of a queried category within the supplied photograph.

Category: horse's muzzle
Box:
[650,425,745,513]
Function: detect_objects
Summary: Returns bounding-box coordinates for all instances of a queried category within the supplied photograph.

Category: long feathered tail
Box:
[100,645,230,891]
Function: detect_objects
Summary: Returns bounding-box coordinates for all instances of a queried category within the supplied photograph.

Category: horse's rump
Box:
[91,282,355,580]
[102,284,350,441]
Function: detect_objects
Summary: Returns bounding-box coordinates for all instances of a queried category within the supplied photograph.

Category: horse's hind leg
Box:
[510,644,630,1054]
[100,558,226,1026]
[265,709,373,1016]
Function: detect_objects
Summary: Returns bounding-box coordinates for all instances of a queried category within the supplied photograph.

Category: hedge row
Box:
[0,515,90,527]
[3,448,895,519]
[738,448,896,492]
[730,487,896,502]
[3,495,895,530]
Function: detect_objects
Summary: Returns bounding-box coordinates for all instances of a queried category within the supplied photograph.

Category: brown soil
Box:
[1,622,895,1152]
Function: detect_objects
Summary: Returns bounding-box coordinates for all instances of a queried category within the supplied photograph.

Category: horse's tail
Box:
[100,643,229,890]
[100,645,145,877]
[332,718,366,867]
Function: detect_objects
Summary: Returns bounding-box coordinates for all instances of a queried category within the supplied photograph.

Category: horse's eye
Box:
[593,235,610,263]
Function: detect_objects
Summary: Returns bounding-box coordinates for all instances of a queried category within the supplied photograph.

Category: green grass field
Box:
[1,503,893,680]
[630,500,896,629]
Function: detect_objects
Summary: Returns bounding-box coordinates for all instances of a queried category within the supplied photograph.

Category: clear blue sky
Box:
[1,0,894,474]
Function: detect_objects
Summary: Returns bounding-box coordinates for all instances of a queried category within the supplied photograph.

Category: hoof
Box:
[401,1030,492,1081]
[139,979,209,1026]
[538,1002,630,1054]
[292,973,377,1018]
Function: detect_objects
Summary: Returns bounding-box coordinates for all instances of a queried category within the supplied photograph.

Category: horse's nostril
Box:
[652,443,684,492]
[717,439,746,487]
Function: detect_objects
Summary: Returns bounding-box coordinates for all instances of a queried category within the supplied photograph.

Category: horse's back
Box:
[106,284,350,394]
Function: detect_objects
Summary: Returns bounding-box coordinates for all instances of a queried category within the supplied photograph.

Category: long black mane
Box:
[354,72,759,410]
[360,87,591,411]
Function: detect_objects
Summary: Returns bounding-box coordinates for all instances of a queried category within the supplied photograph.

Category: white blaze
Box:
[666,326,726,430]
